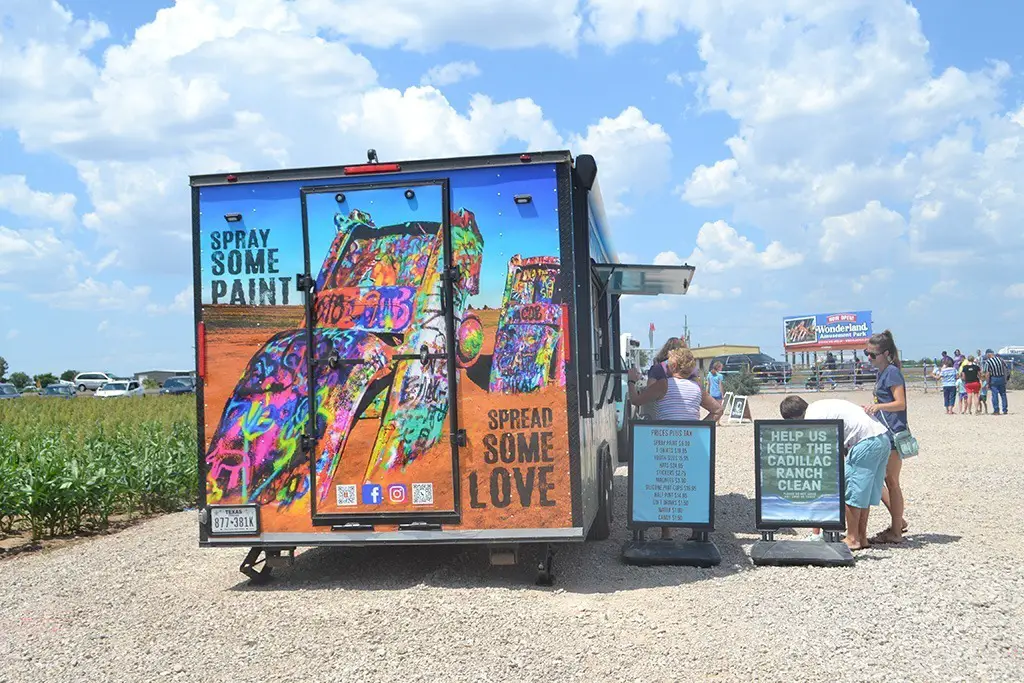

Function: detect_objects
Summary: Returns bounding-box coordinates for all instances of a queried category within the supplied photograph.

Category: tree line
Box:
[0,356,76,390]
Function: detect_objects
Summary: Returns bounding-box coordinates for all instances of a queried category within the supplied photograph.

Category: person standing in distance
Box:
[863,330,909,544]
[983,349,1009,415]
[706,362,725,402]
[960,355,982,415]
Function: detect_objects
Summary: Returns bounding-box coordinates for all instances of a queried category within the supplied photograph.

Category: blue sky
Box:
[3,0,1024,376]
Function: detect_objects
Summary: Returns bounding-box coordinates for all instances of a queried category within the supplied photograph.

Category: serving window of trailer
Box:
[590,269,613,372]
[589,266,620,408]
[591,260,696,402]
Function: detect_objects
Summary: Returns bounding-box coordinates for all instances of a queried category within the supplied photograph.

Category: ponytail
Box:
[869,329,901,368]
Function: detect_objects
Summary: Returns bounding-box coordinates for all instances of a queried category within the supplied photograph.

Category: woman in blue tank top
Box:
[862,329,909,544]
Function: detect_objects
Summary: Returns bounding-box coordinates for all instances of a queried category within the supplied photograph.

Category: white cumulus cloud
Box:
[420,61,481,86]
[0,175,77,225]
[569,106,672,217]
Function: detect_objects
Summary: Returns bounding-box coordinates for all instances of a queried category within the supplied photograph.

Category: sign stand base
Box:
[750,532,854,567]
[621,530,722,568]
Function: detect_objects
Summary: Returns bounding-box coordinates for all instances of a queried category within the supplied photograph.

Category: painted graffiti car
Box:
[204,206,483,509]
[489,255,566,395]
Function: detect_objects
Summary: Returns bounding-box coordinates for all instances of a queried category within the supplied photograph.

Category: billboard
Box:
[782,311,872,352]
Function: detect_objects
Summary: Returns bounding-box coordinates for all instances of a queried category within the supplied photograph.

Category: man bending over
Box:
[779,396,891,551]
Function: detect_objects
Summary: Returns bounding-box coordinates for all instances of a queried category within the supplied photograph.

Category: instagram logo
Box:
[388,484,407,504]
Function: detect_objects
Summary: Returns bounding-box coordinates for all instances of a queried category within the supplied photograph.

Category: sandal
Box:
[868,530,902,544]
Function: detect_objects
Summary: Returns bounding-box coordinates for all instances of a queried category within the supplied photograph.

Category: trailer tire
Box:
[587,447,613,541]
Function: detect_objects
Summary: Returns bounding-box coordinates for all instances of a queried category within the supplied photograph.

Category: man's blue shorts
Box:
[845,434,891,509]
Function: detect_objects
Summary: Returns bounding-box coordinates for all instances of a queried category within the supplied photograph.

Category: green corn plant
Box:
[0,396,198,539]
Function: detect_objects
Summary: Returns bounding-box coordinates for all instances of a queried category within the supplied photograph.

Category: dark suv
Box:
[711,353,792,384]
[160,376,196,395]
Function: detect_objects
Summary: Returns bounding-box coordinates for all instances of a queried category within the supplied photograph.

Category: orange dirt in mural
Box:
[201,304,573,533]
[201,305,304,447]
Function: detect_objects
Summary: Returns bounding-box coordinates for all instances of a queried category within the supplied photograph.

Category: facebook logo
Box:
[362,484,383,505]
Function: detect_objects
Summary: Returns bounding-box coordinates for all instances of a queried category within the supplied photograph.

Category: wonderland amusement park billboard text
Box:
[782,311,873,352]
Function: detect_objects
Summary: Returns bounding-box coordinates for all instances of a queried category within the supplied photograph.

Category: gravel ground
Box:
[1,390,1022,682]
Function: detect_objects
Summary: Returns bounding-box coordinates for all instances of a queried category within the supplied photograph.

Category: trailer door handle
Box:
[398,522,442,531]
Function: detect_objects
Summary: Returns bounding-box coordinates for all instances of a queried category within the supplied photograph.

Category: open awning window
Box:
[592,262,696,296]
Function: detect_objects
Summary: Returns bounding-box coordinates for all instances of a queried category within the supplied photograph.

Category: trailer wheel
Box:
[587,447,613,541]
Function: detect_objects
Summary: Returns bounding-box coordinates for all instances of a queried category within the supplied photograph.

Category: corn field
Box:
[0,396,197,540]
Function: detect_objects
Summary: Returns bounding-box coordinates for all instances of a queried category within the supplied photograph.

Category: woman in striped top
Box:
[627,348,724,540]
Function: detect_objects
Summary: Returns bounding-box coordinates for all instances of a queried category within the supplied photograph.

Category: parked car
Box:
[833,359,877,382]
[40,384,77,399]
[94,380,144,398]
[998,353,1024,371]
[712,353,792,384]
[0,383,21,400]
[74,371,117,392]
[160,376,196,395]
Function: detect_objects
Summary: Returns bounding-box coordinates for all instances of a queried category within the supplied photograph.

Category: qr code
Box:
[336,485,357,507]
[412,483,434,505]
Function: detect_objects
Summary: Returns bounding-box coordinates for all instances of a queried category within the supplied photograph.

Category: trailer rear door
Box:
[299,180,463,525]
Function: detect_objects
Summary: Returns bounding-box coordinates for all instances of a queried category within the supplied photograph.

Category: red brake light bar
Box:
[197,321,207,380]
[343,163,401,175]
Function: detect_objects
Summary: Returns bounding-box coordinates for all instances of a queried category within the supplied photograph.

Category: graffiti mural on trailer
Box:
[199,171,567,516]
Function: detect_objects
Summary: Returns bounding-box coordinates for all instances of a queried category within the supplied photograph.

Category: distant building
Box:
[134,370,195,386]
[689,344,761,372]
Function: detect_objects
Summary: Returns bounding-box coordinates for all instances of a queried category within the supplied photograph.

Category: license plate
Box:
[209,506,259,535]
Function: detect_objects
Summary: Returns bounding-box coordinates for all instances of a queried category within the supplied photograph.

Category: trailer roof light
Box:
[520,154,532,162]
[344,163,401,175]
[224,213,242,223]
[513,194,532,204]
[226,174,238,183]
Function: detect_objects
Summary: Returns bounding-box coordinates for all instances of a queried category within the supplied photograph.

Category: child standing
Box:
[979,374,989,414]
[956,376,967,414]
[932,358,957,415]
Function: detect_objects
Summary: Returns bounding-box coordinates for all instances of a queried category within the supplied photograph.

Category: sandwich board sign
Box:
[622,420,720,567]
[750,419,853,567]
[726,395,748,424]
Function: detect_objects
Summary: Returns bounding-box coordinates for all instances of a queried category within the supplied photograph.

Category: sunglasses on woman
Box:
[865,351,879,359]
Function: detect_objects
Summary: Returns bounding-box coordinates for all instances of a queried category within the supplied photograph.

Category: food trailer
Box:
[189,150,695,584]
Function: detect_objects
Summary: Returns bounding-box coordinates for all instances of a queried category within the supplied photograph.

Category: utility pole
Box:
[684,316,691,347]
